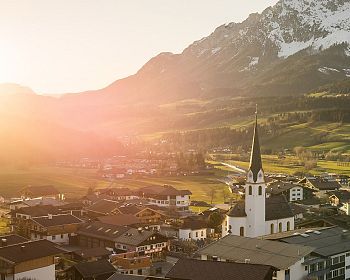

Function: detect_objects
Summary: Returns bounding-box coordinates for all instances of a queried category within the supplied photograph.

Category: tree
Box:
[208,212,225,233]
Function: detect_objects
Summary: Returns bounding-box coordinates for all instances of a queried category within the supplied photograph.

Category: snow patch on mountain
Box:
[211,47,222,55]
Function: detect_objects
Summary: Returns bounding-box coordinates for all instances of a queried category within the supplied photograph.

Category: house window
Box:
[201,231,204,236]
[196,232,198,238]
[52,235,56,240]
[239,227,244,236]
[258,186,262,196]
[287,221,290,231]
[248,186,252,195]
[270,224,274,234]
[278,222,282,233]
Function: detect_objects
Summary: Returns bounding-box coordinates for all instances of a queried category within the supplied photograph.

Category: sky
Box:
[0,0,278,94]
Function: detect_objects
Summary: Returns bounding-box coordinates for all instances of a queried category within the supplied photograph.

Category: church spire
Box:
[248,105,262,182]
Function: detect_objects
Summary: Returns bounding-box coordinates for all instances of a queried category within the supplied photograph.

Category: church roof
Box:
[227,201,246,217]
[248,113,263,183]
[227,195,294,221]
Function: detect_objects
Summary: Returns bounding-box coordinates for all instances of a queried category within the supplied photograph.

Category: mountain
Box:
[1,0,350,163]
[62,0,350,104]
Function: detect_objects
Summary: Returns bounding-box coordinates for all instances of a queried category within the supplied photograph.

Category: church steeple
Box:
[248,106,263,182]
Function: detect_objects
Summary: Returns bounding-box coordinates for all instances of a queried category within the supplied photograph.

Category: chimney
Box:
[48,214,53,220]
[21,245,25,251]
[1,238,7,247]
[245,259,250,264]
[138,228,142,234]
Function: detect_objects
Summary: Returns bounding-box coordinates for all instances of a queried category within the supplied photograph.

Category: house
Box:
[87,199,120,217]
[289,203,307,220]
[96,188,139,201]
[336,175,349,187]
[11,204,61,236]
[299,177,341,197]
[9,197,65,211]
[196,234,313,280]
[266,181,305,202]
[77,222,169,260]
[66,259,116,280]
[328,190,350,207]
[118,205,166,228]
[178,217,213,241]
[223,115,295,238]
[28,213,84,244]
[166,258,274,280]
[137,185,191,211]
[20,185,64,200]
[0,239,65,280]
[110,251,151,276]
[275,227,350,280]
[106,274,149,280]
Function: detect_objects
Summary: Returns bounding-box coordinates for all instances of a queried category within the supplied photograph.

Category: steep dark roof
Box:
[265,195,294,221]
[0,234,28,247]
[227,195,294,221]
[166,258,273,280]
[32,214,83,227]
[15,205,60,217]
[88,199,120,215]
[0,240,65,263]
[248,114,263,183]
[73,259,116,278]
[227,201,247,217]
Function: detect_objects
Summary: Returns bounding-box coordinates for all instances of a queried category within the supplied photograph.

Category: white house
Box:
[223,113,295,238]
[178,218,213,241]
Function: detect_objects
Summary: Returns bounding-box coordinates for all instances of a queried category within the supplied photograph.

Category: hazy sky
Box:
[0,0,278,94]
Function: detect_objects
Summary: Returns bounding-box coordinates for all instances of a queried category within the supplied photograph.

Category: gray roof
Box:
[279,226,350,257]
[196,234,314,270]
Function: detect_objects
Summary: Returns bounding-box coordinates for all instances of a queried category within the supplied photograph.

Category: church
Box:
[222,113,295,238]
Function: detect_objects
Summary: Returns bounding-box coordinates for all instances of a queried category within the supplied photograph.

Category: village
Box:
[0,116,349,280]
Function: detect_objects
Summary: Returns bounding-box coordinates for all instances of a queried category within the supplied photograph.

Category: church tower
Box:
[245,108,266,237]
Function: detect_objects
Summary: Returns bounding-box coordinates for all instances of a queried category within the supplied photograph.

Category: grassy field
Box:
[0,166,111,198]
[210,155,350,176]
[0,165,231,204]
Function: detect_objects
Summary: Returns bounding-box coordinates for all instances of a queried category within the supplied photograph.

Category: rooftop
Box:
[97,214,141,226]
[279,226,350,257]
[0,239,65,264]
[196,234,313,270]
[166,258,273,280]
[32,214,83,227]
[88,199,120,215]
[15,204,60,217]
[72,259,116,278]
